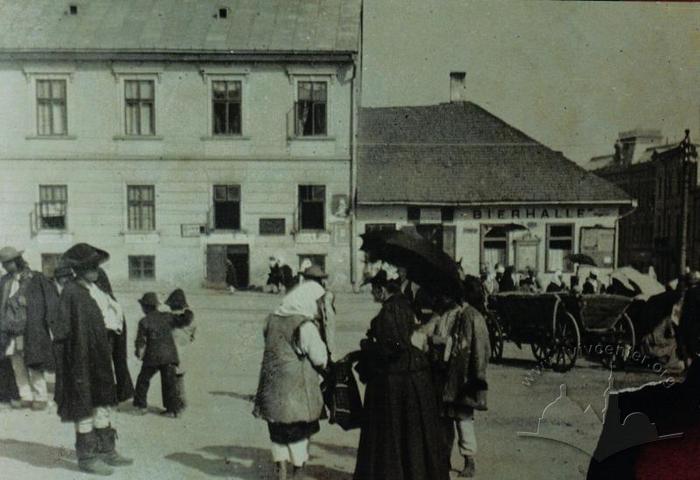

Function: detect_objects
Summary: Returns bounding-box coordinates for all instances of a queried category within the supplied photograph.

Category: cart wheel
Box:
[486,313,504,363]
[549,311,580,372]
[601,313,636,370]
[531,341,552,367]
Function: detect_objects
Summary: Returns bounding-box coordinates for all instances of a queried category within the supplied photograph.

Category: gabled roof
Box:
[357,102,631,205]
[0,0,361,55]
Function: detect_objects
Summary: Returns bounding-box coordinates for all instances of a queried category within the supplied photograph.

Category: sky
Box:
[361,0,700,165]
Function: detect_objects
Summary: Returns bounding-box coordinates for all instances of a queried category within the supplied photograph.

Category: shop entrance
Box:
[206,244,249,288]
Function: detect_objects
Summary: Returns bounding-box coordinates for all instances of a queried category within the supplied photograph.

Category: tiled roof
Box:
[0,0,361,54]
[357,102,631,205]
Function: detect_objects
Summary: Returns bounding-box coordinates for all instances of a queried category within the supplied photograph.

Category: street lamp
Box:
[679,129,698,276]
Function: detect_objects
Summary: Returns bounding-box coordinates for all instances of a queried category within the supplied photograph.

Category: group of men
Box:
[481,263,607,296]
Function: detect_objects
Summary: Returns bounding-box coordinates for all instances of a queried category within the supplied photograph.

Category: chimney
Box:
[450,72,466,103]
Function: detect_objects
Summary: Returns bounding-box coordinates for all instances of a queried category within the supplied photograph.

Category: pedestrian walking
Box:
[253,281,329,480]
[353,265,450,480]
[427,288,490,478]
[0,246,55,411]
[164,288,195,412]
[133,292,183,417]
[95,267,134,404]
[266,256,282,293]
[53,243,132,475]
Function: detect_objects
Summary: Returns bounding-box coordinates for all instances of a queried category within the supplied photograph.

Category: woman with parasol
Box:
[353,261,449,480]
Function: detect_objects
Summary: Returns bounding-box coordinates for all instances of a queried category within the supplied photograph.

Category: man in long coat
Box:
[54,243,132,475]
[0,246,55,410]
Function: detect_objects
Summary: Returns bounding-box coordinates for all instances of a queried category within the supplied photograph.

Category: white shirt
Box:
[295,322,328,369]
[83,281,124,334]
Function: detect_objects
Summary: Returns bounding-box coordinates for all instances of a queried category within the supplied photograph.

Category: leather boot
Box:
[458,455,475,478]
[275,461,287,480]
[75,431,113,476]
[95,426,134,467]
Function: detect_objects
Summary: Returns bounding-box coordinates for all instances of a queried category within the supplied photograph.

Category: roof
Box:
[0,0,361,55]
[357,102,632,205]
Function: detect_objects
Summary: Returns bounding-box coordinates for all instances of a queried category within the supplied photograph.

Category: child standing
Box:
[164,288,195,413]
[133,292,182,418]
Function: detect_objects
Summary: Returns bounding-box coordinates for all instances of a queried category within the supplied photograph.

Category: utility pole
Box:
[679,129,698,276]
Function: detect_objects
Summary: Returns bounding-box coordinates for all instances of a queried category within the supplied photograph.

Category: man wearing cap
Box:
[53,243,132,475]
[0,246,55,411]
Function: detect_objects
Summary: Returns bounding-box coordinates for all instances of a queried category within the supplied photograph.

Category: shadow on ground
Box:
[209,391,256,402]
[0,438,79,472]
[166,445,352,479]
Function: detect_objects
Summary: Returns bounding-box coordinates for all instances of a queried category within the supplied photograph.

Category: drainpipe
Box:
[349,2,363,293]
[614,200,638,269]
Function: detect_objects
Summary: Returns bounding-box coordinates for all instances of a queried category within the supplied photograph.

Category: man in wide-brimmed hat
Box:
[53,243,133,475]
[0,246,55,411]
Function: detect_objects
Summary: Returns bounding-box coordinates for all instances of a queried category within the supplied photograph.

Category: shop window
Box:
[213,185,241,230]
[580,227,615,268]
[298,185,325,231]
[365,223,397,233]
[129,255,155,280]
[407,207,420,223]
[546,224,574,272]
[127,185,155,231]
[36,80,67,136]
[481,225,508,270]
[298,254,326,272]
[212,80,241,135]
[39,185,67,229]
[259,218,286,236]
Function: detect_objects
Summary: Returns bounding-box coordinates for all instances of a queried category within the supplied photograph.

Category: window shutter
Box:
[287,105,297,138]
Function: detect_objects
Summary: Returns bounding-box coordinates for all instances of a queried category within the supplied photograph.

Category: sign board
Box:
[580,227,616,267]
[181,224,203,238]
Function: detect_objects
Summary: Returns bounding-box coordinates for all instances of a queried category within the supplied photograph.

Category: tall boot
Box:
[75,431,113,476]
[275,461,287,480]
[458,455,475,478]
[95,426,134,467]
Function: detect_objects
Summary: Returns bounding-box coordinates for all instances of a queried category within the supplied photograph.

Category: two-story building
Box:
[0,0,362,290]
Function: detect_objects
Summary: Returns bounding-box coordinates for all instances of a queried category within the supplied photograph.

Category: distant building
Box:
[590,130,698,282]
[0,0,362,290]
[354,79,633,282]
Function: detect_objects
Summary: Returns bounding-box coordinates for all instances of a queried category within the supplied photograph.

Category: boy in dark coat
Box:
[133,292,182,417]
[54,243,133,476]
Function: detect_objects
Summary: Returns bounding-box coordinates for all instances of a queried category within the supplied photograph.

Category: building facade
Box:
[0,0,362,290]
[590,130,698,282]
[354,97,633,284]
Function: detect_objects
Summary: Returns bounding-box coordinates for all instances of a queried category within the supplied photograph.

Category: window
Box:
[295,81,327,136]
[213,185,241,230]
[298,254,326,272]
[125,80,155,135]
[39,185,67,229]
[546,224,574,272]
[441,207,455,222]
[36,80,67,135]
[129,256,155,280]
[580,227,615,268]
[365,223,397,233]
[127,185,155,231]
[259,218,286,236]
[481,225,508,269]
[212,81,241,135]
[298,185,326,231]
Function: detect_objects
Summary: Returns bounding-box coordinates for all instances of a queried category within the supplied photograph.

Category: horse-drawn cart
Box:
[486,292,635,372]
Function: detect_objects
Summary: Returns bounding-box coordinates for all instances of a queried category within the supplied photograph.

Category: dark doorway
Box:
[415,224,456,259]
[206,244,249,288]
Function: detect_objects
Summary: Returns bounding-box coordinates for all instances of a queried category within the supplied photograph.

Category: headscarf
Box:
[552,270,563,287]
[273,281,325,319]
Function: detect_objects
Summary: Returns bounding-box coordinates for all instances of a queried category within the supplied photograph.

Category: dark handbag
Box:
[323,357,363,431]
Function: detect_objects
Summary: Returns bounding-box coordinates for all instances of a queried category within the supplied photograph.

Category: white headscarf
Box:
[274,281,325,319]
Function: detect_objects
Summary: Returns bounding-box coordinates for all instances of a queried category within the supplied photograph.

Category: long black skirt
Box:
[354,367,450,480]
[0,358,19,402]
[267,421,320,444]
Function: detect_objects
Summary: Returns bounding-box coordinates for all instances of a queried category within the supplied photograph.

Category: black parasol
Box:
[360,229,464,299]
[565,253,597,266]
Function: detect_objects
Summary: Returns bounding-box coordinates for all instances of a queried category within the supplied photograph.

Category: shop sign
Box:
[468,206,596,220]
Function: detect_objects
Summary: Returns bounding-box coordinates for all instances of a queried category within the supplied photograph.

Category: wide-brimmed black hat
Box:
[62,243,109,270]
[53,265,74,279]
[138,292,160,308]
[302,265,328,280]
[165,288,188,309]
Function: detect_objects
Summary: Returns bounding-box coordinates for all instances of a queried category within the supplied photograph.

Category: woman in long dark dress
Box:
[354,267,450,480]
